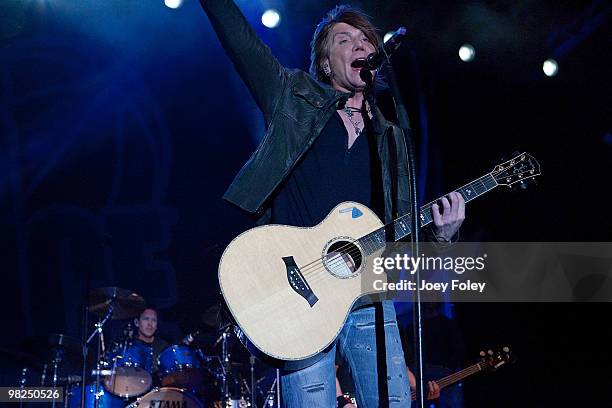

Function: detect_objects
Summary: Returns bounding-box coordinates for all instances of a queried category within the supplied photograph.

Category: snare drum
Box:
[157,345,204,389]
[104,339,153,398]
[129,387,203,408]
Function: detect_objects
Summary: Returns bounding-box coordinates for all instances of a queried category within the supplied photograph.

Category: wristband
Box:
[337,395,352,407]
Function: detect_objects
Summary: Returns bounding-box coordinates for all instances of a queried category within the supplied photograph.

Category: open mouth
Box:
[351,58,366,69]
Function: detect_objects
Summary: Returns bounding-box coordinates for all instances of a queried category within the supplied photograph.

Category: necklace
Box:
[342,106,363,137]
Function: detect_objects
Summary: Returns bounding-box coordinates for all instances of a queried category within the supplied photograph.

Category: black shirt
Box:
[271,112,383,226]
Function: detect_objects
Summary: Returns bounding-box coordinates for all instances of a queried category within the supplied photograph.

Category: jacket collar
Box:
[291,76,350,109]
[292,74,394,135]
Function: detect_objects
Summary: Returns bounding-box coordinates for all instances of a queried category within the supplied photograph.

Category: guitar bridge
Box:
[282,256,318,307]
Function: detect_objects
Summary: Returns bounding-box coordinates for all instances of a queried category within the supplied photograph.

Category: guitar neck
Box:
[359,172,498,252]
[410,362,484,400]
[395,172,498,241]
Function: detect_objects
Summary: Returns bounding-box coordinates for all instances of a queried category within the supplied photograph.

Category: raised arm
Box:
[200,0,289,124]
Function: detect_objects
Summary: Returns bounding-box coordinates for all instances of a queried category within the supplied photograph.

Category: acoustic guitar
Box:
[220,153,540,367]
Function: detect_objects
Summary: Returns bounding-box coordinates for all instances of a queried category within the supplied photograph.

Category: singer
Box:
[200,1,464,406]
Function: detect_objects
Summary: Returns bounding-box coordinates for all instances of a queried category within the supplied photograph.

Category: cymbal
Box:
[20,334,80,364]
[47,333,79,349]
[201,303,232,329]
[0,347,38,366]
[89,287,146,320]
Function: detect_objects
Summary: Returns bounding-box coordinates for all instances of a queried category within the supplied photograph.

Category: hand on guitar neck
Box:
[431,191,465,243]
[409,346,516,402]
[408,369,441,400]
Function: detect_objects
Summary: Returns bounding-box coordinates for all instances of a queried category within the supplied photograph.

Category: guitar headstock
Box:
[491,152,541,189]
[478,346,515,372]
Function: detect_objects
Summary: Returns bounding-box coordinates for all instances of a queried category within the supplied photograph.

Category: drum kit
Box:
[11,287,279,408]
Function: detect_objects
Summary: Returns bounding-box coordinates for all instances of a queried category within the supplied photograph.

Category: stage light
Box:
[383,31,394,43]
[164,0,183,9]
[261,9,281,28]
[543,59,558,77]
[458,44,475,62]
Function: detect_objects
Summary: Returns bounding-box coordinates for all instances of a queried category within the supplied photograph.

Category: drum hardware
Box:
[18,333,81,408]
[13,295,281,408]
[19,367,28,408]
[84,297,115,408]
[262,375,278,408]
[41,363,48,387]
[83,287,147,408]
[220,326,231,403]
[59,375,83,383]
[65,382,126,408]
[249,356,255,408]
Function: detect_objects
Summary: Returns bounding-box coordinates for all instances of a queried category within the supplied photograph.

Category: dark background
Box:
[1,0,610,406]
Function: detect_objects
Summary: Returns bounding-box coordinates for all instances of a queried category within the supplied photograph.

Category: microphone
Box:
[182,330,200,345]
[124,322,133,339]
[213,325,231,347]
[351,26,407,70]
[59,375,82,384]
[91,369,113,376]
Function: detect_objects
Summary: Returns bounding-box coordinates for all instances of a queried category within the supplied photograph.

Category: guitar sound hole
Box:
[324,240,362,278]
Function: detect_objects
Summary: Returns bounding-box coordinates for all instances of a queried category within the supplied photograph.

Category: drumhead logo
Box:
[150,400,189,408]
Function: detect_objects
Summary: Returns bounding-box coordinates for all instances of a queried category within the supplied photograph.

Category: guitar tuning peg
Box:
[503,346,510,353]
[498,150,522,163]
[479,350,486,357]
[488,350,494,355]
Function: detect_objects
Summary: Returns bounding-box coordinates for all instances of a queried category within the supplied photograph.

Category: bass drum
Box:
[130,387,203,408]
[66,383,126,408]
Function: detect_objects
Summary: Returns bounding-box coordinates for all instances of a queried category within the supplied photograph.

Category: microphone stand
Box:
[250,355,256,408]
[84,301,114,408]
[362,56,426,408]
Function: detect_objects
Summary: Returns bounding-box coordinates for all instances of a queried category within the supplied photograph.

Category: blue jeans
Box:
[281,300,411,407]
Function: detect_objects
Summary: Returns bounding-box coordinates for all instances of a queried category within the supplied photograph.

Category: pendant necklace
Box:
[343,106,363,137]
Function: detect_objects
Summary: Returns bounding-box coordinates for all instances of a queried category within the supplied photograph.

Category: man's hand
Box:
[408,368,441,401]
[426,380,440,400]
[431,191,465,242]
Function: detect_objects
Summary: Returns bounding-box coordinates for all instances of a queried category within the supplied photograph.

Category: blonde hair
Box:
[309,5,380,84]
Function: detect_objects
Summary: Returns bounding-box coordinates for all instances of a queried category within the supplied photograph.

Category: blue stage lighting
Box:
[164,0,183,9]
[543,59,559,77]
[261,9,281,28]
[459,44,475,62]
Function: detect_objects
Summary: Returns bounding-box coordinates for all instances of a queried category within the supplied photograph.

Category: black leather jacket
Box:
[202,0,412,225]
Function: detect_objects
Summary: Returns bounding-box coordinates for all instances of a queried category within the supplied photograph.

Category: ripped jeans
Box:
[281,300,411,407]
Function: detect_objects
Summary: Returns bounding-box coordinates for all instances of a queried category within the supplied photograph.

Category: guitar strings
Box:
[299,174,496,277]
[238,171,518,300]
[287,173,501,282]
[409,364,482,400]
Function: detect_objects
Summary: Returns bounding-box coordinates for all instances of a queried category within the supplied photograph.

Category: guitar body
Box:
[219,202,386,365]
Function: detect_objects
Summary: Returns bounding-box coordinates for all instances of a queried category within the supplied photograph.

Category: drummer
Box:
[133,305,169,374]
